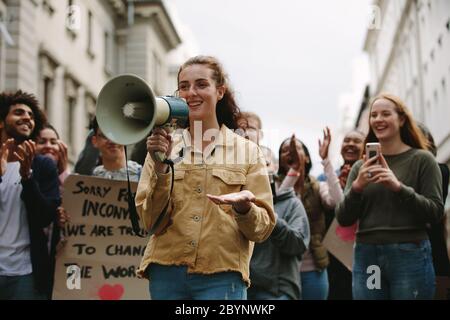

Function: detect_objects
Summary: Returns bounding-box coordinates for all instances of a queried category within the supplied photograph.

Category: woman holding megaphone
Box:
[135,56,275,300]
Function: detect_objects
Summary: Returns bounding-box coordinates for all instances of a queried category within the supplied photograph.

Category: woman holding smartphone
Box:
[135,56,275,300]
[336,93,444,300]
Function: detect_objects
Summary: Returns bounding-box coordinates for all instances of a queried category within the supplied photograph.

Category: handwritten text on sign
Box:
[52,175,148,300]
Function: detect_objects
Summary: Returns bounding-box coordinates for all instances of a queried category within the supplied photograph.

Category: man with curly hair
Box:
[0,90,60,299]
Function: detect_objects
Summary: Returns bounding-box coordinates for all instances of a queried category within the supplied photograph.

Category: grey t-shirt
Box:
[0,162,32,276]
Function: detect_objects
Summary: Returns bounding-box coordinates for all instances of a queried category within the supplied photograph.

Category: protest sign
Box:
[52,175,149,300]
[323,219,355,271]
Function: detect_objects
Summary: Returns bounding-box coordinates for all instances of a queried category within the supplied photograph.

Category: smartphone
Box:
[365,143,380,163]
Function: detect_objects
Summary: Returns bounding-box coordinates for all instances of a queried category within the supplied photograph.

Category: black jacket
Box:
[427,163,450,276]
[1,155,61,297]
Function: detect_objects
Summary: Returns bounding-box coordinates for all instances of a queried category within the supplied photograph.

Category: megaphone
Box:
[96,74,189,162]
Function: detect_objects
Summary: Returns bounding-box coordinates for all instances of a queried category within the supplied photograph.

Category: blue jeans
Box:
[300,269,329,300]
[0,274,46,300]
[352,240,436,300]
[147,264,247,300]
[247,289,292,300]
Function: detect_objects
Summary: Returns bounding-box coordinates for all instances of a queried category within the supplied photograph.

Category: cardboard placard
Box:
[323,219,355,271]
[52,175,149,300]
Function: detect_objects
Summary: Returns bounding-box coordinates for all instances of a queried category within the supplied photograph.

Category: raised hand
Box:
[57,206,71,228]
[318,126,331,160]
[339,164,351,189]
[288,134,305,174]
[56,140,69,175]
[14,140,36,180]
[206,190,256,215]
[1,139,14,176]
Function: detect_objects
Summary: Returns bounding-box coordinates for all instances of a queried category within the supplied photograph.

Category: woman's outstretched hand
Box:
[206,190,256,215]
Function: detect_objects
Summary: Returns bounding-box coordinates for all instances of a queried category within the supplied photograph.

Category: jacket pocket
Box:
[212,168,246,185]
[211,168,247,199]
[174,170,185,181]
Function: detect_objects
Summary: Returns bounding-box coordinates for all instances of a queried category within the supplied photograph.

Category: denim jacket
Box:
[135,125,276,286]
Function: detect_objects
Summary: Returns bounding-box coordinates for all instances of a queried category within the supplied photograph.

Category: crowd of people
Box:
[0,55,448,300]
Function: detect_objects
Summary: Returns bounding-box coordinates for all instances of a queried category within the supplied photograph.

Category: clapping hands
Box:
[0,139,14,176]
[0,139,36,179]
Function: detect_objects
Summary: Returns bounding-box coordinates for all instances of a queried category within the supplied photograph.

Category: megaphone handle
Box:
[153,124,173,163]
[154,151,167,163]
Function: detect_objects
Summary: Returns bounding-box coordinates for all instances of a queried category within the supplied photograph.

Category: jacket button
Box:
[190,240,196,247]
[193,215,201,222]
[195,186,202,193]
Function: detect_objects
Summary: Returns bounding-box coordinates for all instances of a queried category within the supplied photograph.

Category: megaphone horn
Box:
[122,102,153,122]
[95,74,189,162]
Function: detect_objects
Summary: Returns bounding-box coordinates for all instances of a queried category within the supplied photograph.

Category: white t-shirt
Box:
[0,162,32,276]
[92,160,141,182]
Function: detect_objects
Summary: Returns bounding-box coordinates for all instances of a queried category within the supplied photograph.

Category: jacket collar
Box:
[275,187,297,202]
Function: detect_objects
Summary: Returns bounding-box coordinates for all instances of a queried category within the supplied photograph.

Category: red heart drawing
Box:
[335,223,357,242]
[98,284,124,300]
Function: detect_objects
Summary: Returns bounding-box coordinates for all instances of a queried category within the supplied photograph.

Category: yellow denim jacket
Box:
[135,125,275,286]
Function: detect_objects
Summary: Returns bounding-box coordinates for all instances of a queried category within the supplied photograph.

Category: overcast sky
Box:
[167,0,371,174]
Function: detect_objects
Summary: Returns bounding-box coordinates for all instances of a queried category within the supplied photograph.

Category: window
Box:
[87,10,94,58]
[67,96,76,151]
[85,95,96,132]
[66,0,79,37]
[65,77,78,156]
[104,31,113,74]
[43,77,52,113]
[152,52,161,93]
[39,55,57,116]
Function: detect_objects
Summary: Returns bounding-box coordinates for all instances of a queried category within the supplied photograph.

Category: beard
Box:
[4,122,31,143]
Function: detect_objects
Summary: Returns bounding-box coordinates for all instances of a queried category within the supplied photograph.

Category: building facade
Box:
[360,0,450,166]
[0,0,182,160]
[355,0,450,245]
[0,0,13,92]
